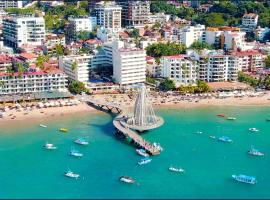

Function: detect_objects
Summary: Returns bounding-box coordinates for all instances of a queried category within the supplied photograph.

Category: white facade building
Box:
[187,49,238,82]
[113,41,146,85]
[181,24,206,47]
[161,55,198,86]
[3,15,45,48]
[59,54,94,83]
[255,26,270,41]
[0,0,23,9]
[223,31,246,51]
[97,27,119,42]
[0,69,68,95]
[242,13,258,29]
[66,16,97,43]
[94,3,122,32]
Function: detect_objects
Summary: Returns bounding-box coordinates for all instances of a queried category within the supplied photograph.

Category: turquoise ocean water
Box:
[0,106,270,199]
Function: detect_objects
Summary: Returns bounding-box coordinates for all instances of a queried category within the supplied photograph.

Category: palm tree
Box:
[71,61,78,71]
[0,81,4,88]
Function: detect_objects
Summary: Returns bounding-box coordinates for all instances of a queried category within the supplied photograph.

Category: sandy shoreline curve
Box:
[0,92,270,128]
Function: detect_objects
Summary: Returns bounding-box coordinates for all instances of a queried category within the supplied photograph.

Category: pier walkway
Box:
[87,99,161,155]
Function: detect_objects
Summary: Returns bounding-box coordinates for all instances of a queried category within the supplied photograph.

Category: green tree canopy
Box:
[238,71,259,87]
[265,56,270,69]
[159,78,176,91]
[77,31,91,41]
[68,81,86,94]
[146,42,186,58]
[190,41,214,51]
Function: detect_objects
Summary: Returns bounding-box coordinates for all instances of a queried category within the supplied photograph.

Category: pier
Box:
[87,85,164,155]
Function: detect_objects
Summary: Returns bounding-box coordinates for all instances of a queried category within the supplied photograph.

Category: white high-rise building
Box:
[223,31,246,51]
[161,55,198,86]
[3,15,45,48]
[242,13,258,29]
[94,3,122,32]
[0,1,23,9]
[187,49,239,82]
[113,41,146,85]
[181,24,206,47]
[66,16,97,43]
[0,69,68,95]
[59,54,94,83]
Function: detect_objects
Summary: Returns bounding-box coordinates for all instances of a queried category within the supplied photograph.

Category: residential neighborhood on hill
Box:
[0,0,269,99]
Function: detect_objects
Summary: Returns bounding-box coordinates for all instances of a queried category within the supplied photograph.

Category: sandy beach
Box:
[0,102,100,128]
[0,91,269,127]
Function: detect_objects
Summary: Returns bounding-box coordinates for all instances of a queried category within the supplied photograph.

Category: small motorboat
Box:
[39,124,47,128]
[249,128,259,132]
[138,157,152,165]
[195,131,203,134]
[153,142,163,151]
[136,149,149,157]
[119,176,135,184]
[248,146,264,156]
[70,149,83,157]
[74,138,89,145]
[44,143,57,150]
[227,117,236,120]
[209,135,216,139]
[218,136,233,143]
[169,166,185,173]
[217,114,225,117]
[232,174,257,184]
[64,170,79,179]
[59,128,68,133]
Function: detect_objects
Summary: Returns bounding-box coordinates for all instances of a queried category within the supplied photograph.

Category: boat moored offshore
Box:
[232,174,257,184]
[70,149,83,157]
[227,117,236,120]
[136,149,149,157]
[138,157,152,165]
[64,170,79,179]
[218,136,233,143]
[119,176,135,184]
[39,124,47,128]
[59,128,68,133]
[249,128,259,132]
[169,166,185,173]
[248,146,264,156]
[44,143,57,150]
[74,138,89,145]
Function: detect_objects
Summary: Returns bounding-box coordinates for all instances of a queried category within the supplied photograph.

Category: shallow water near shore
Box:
[0,106,270,199]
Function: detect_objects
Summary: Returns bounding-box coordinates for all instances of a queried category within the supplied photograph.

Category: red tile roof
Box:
[19,52,38,60]
[163,54,187,59]
[0,54,12,63]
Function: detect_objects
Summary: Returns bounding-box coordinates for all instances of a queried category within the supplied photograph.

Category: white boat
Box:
[74,138,89,145]
[232,174,257,184]
[248,146,264,156]
[227,117,236,120]
[39,124,47,128]
[70,149,83,157]
[169,166,185,173]
[64,170,79,179]
[119,176,135,184]
[209,135,216,139]
[138,157,152,165]
[196,131,203,134]
[136,149,149,157]
[218,136,233,143]
[249,128,259,132]
[153,142,163,151]
[44,143,57,150]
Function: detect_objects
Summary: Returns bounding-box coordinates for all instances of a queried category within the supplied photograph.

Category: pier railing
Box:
[87,99,161,155]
